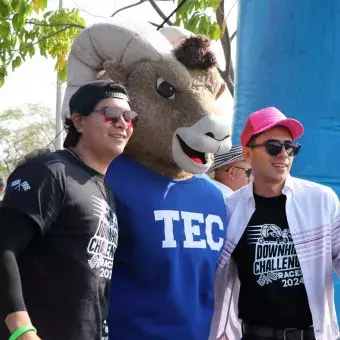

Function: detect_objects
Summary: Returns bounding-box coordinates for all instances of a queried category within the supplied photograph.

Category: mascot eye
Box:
[156,78,176,100]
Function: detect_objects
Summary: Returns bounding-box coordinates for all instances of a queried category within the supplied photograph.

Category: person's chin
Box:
[110,142,126,157]
[271,172,288,183]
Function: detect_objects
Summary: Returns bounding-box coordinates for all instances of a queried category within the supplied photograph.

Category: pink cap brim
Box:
[248,118,304,145]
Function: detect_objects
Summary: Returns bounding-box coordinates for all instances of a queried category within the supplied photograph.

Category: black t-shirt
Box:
[0,149,117,340]
[232,194,313,328]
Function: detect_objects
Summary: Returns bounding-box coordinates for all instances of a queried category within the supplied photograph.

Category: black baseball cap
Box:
[69,80,130,116]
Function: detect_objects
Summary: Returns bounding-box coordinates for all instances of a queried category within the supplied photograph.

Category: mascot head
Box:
[62,21,233,179]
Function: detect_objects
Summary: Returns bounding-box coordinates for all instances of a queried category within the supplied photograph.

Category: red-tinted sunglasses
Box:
[94,106,139,127]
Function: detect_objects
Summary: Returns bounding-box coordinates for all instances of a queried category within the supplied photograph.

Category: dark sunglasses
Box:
[94,106,139,127]
[225,166,252,178]
[249,139,301,157]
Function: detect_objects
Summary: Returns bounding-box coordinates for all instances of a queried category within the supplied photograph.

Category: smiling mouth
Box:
[272,163,287,168]
[176,135,207,165]
[109,133,126,139]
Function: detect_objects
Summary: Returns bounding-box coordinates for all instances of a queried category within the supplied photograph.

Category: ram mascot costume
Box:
[62,20,233,340]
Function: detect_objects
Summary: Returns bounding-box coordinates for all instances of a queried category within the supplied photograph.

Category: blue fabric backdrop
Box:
[234,0,340,321]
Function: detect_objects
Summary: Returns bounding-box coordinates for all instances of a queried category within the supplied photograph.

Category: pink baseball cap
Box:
[240,107,304,147]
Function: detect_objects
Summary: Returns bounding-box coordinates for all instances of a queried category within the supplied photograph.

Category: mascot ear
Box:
[103,59,128,85]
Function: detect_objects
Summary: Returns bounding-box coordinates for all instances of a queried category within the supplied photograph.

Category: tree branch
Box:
[12,27,70,53]
[109,0,173,26]
[148,0,173,25]
[148,21,160,27]
[38,123,52,140]
[111,0,147,17]
[0,154,11,174]
[157,0,187,30]
[216,0,234,97]
[25,20,85,29]
[226,0,238,20]
[231,30,237,42]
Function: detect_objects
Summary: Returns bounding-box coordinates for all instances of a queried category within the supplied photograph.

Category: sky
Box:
[0,0,238,129]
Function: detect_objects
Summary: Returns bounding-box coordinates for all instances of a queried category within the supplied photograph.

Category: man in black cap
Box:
[0,80,138,340]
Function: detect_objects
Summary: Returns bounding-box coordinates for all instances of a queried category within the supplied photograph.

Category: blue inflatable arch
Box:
[234,0,340,320]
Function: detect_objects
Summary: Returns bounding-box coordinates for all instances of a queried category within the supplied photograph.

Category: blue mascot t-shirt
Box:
[106,155,227,340]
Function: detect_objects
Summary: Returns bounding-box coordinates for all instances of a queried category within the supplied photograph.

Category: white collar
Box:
[244,174,295,200]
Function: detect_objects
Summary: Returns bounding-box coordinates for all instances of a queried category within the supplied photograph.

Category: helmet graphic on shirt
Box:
[259,224,292,244]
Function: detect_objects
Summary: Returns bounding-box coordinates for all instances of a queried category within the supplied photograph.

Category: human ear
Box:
[242,147,251,164]
[228,166,235,180]
[71,113,84,133]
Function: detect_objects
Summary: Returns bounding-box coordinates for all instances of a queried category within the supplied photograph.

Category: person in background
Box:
[0,80,137,340]
[0,149,51,207]
[209,145,252,196]
[15,148,52,169]
[0,177,5,205]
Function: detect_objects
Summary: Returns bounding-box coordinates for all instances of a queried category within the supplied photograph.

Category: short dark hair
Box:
[15,148,52,169]
[63,81,129,148]
[246,133,260,147]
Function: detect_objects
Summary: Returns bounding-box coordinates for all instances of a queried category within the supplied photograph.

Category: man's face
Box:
[243,126,295,185]
[75,98,134,158]
[214,160,252,191]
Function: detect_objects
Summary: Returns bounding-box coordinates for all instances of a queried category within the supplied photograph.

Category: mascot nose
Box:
[192,115,232,142]
[205,132,230,141]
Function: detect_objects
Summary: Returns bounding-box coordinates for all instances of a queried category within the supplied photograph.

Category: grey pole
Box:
[54,0,64,150]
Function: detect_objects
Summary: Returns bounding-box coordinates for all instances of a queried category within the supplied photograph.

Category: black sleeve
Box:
[0,208,38,321]
[0,160,64,322]
[1,160,63,234]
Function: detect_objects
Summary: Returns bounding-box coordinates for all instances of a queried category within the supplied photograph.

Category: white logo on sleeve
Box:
[87,195,118,280]
[247,224,305,287]
[11,179,31,191]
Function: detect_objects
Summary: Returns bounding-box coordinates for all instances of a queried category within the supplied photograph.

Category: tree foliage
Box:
[174,0,223,40]
[0,103,55,178]
[0,0,86,86]
[0,0,235,94]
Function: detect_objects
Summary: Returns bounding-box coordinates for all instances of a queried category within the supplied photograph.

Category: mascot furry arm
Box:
[62,20,235,340]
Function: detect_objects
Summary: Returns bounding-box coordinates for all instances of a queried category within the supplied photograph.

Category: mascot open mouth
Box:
[176,135,207,165]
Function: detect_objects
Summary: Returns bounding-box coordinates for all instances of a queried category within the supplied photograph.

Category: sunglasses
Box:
[249,139,301,157]
[94,106,139,127]
[225,166,252,178]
